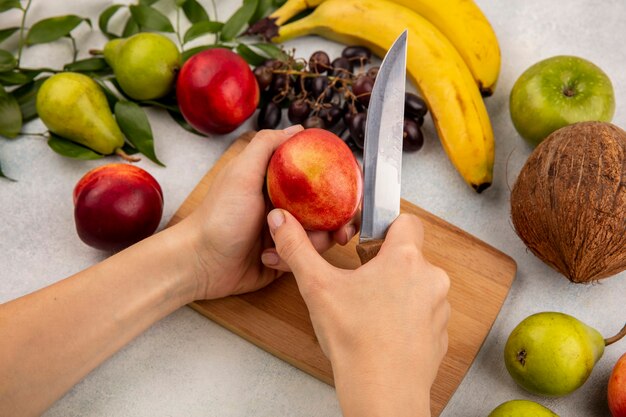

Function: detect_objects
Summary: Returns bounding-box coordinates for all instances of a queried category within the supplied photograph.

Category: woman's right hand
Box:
[265,210,450,417]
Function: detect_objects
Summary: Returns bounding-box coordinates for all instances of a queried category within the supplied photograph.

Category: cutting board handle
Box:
[356,239,384,264]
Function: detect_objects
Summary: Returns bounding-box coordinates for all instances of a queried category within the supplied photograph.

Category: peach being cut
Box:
[267,128,362,231]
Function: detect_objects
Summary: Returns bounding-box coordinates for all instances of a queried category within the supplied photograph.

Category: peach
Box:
[73,164,163,251]
[609,352,626,417]
[176,48,260,135]
[267,128,362,231]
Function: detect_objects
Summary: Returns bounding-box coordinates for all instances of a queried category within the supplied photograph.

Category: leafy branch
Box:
[0,0,287,182]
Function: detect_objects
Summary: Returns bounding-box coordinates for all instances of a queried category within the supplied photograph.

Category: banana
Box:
[274,0,495,192]
[269,0,501,95]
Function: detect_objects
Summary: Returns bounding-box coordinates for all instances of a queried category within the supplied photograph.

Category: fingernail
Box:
[268,209,285,231]
[283,125,303,135]
[261,252,280,266]
[345,224,356,242]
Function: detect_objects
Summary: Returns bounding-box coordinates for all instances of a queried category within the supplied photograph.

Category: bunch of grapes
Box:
[253,46,428,153]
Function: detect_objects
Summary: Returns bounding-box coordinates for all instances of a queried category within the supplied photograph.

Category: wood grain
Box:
[167,133,517,416]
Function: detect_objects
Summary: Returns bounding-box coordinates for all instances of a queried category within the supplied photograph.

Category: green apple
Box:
[504,312,605,397]
[509,55,615,147]
[488,400,559,417]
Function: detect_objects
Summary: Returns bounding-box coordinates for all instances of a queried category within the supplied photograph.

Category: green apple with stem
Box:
[509,55,615,147]
[488,400,558,417]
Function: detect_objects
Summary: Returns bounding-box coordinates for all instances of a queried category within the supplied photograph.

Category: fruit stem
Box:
[16,0,32,66]
[115,148,141,163]
[605,322,626,346]
[89,49,103,56]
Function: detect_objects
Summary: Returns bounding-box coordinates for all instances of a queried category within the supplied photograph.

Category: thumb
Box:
[267,209,329,279]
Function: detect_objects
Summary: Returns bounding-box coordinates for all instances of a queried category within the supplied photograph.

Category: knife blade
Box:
[356,29,407,264]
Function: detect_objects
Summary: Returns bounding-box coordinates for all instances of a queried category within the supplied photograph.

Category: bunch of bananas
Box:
[266,0,501,192]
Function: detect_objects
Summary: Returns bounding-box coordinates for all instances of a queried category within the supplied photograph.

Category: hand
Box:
[266,210,450,417]
[182,127,358,300]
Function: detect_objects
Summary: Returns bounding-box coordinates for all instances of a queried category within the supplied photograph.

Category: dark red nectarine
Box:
[176,48,259,135]
[267,128,362,231]
[73,164,163,251]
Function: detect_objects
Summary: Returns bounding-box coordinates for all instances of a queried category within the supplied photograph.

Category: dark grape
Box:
[405,93,428,120]
[331,56,353,77]
[293,74,312,95]
[341,46,371,66]
[288,99,311,124]
[352,75,374,106]
[342,101,360,125]
[253,66,273,91]
[262,59,283,70]
[303,116,325,129]
[311,76,330,97]
[257,101,282,129]
[318,105,344,128]
[366,66,379,80]
[323,90,342,106]
[309,51,330,73]
[402,118,424,152]
[348,112,367,149]
[270,73,289,94]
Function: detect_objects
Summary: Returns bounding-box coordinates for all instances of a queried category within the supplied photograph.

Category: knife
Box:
[356,30,407,265]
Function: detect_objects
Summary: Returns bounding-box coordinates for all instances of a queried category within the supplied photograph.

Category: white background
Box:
[0,1,625,416]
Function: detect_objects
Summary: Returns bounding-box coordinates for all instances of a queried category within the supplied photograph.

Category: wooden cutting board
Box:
[167,131,517,416]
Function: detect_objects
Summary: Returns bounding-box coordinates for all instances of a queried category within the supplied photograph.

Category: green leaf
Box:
[114,101,164,166]
[0,69,40,86]
[0,0,21,13]
[48,133,105,160]
[183,21,223,44]
[182,0,210,24]
[11,76,48,122]
[251,42,287,60]
[0,27,19,44]
[181,44,229,62]
[63,57,109,73]
[251,0,274,23]
[0,49,16,72]
[167,109,204,136]
[0,159,16,181]
[220,0,258,41]
[0,86,21,138]
[122,15,140,37]
[236,43,266,66]
[129,5,175,32]
[26,15,90,45]
[98,4,124,39]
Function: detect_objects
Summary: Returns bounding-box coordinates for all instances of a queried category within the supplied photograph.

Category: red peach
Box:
[267,128,362,231]
[176,48,260,135]
[609,352,626,417]
[73,164,163,251]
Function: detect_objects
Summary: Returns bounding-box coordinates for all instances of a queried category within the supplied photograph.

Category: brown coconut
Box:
[511,121,626,283]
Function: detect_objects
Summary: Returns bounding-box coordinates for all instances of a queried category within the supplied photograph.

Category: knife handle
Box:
[356,239,384,264]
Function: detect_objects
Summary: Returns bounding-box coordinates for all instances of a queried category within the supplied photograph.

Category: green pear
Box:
[104,33,180,101]
[504,312,605,396]
[488,400,559,416]
[36,72,124,155]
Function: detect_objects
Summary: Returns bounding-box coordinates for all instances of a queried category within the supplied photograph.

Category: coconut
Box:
[511,121,626,283]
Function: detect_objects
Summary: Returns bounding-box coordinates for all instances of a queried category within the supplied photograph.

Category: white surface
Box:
[1,1,625,416]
